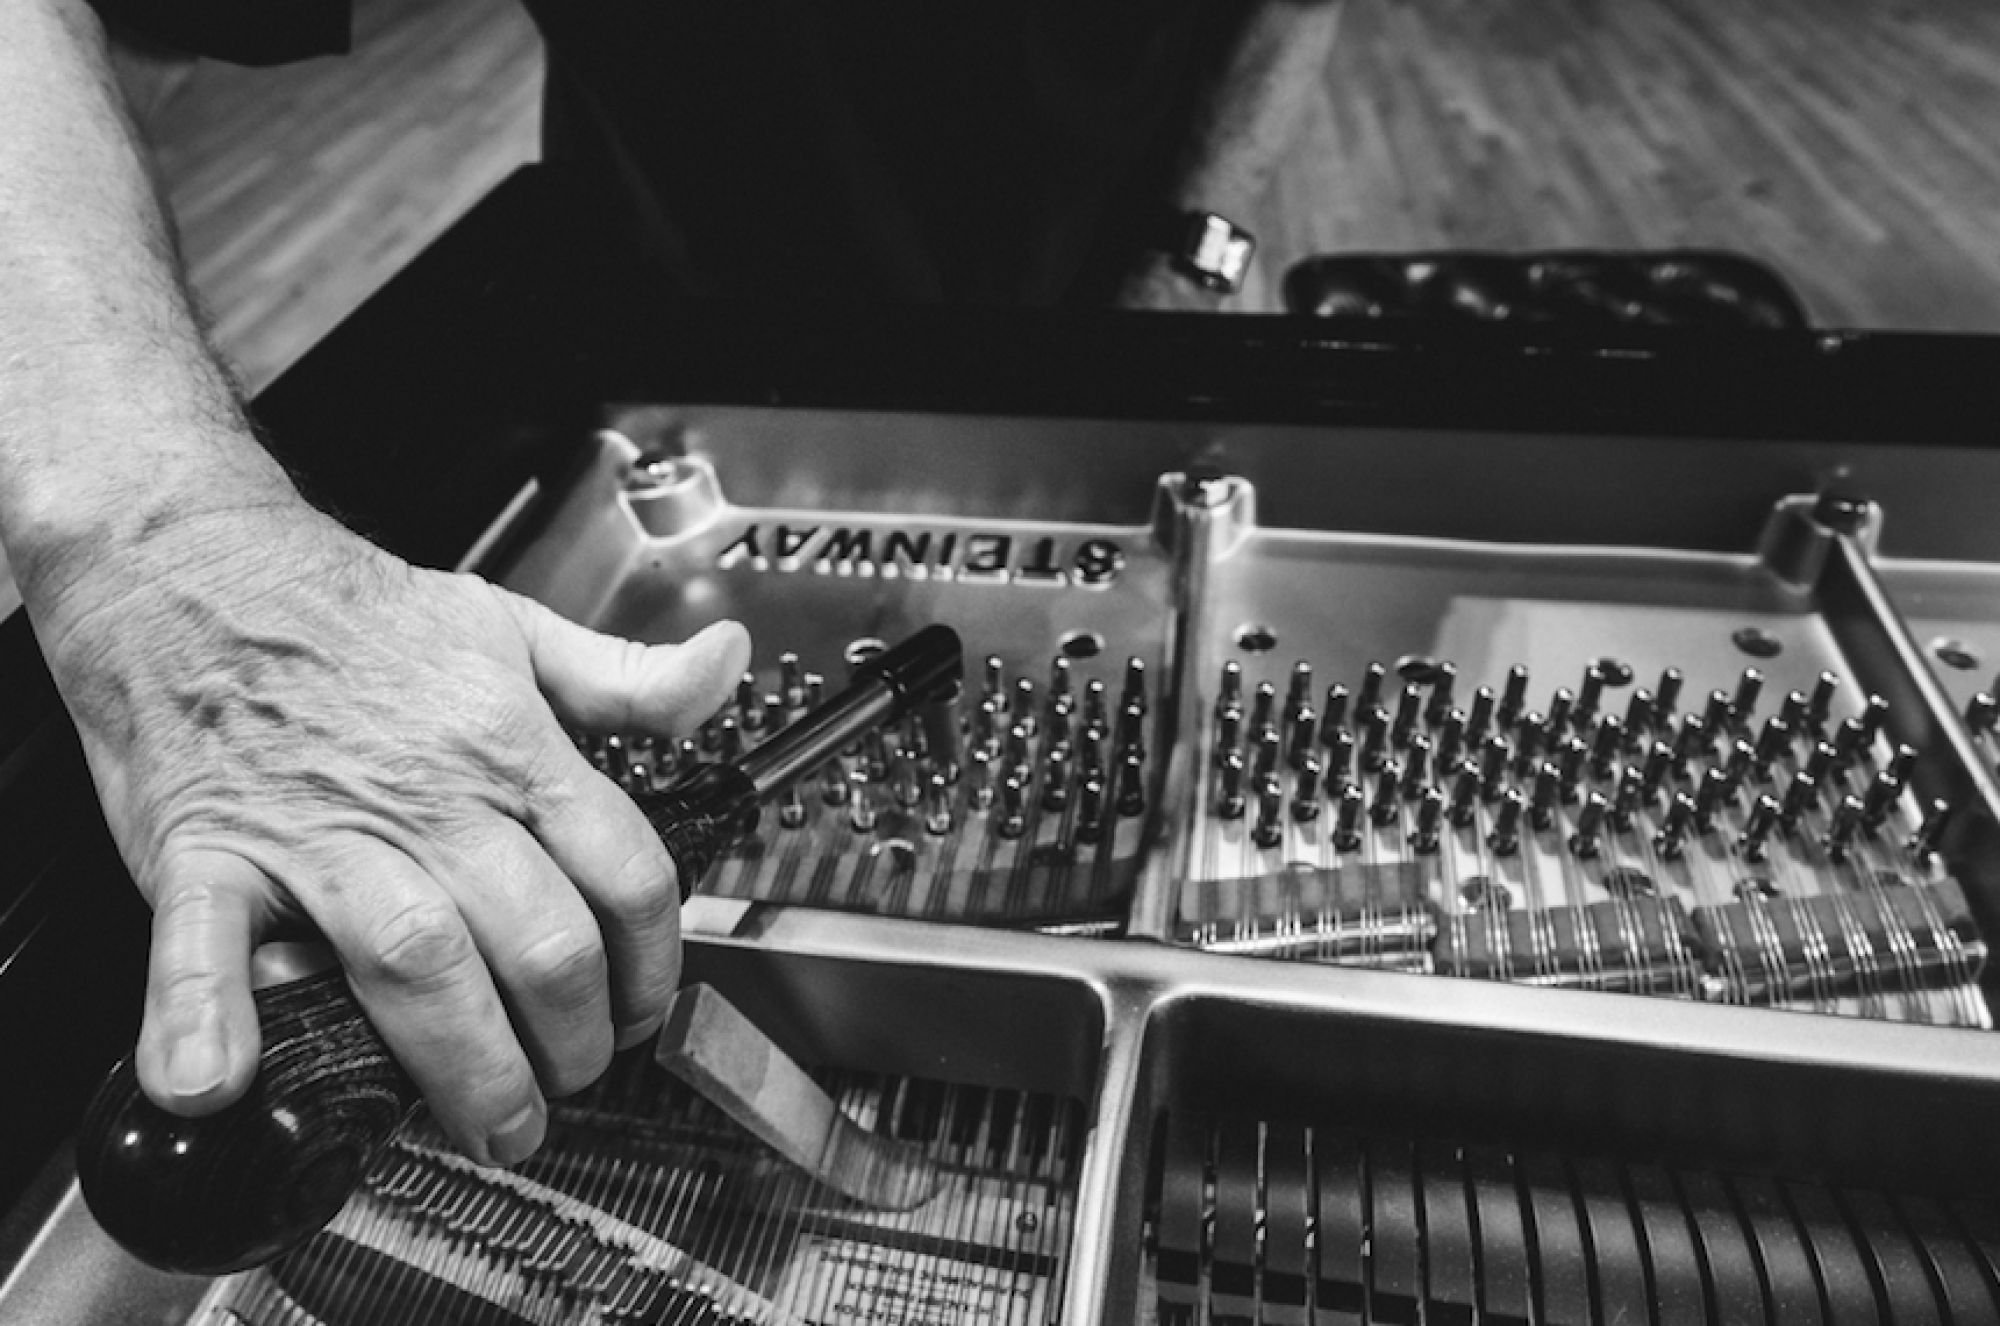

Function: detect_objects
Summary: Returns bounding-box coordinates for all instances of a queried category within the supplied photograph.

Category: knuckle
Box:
[360,903,477,992]
[515,929,607,1014]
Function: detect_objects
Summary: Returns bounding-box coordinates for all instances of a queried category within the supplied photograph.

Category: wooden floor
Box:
[148,0,2000,389]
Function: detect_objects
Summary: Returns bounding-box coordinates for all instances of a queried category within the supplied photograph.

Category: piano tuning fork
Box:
[74,625,964,1276]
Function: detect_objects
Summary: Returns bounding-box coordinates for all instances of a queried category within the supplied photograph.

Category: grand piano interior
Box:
[9,164,2000,1325]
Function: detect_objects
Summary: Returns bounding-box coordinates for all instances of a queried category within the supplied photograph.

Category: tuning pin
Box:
[1861,770,1901,832]
[1253,727,1282,784]
[983,655,1008,710]
[1357,662,1387,715]
[1569,792,1608,860]
[1803,739,1838,788]
[1731,668,1764,733]
[1427,662,1459,726]
[1249,682,1277,737]
[1410,787,1446,855]
[1753,716,1791,781]
[974,696,1004,757]
[1806,671,1840,734]
[1370,765,1402,826]
[1479,735,1511,803]
[1012,679,1039,738]
[996,775,1028,839]
[1006,723,1033,780]
[1513,710,1547,775]
[1041,745,1072,813]
[1401,735,1433,799]
[1830,716,1870,773]
[1215,706,1245,764]
[1118,750,1147,817]
[1435,708,1468,776]
[1740,794,1780,863]
[924,772,953,836]
[1359,706,1392,773]
[1777,688,1809,732]
[1857,694,1890,747]
[1556,736,1588,803]
[1655,667,1685,720]
[1077,776,1108,842]
[1324,728,1356,791]
[1778,771,1818,834]
[1623,687,1656,749]
[1545,688,1575,743]
[1887,744,1918,788]
[1488,789,1525,857]
[849,771,879,833]
[736,673,767,733]
[1284,660,1314,725]
[1466,686,1497,744]
[1293,755,1325,823]
[1588,715,1623,779]
[1253,776,1285,849]
[1322,683,1351,735]
[1333,785,1366,852]
[1529,762,1562,831]
[1909,798,1952,861]
[1654,792,1697,860]
[1287,704,1319,771]
[1702,689,1732,740]
[1120,657,1148,716]
[769,781,804,830]
[717,716,744,764]
[1043,698,1074,758]
[1576,663,1606,730]
[1694,767,1731,834]
[1047,656,1075,709]
[1967,693,1999,736]
[1447,766,1480,828]
[1215,660,1244,720]
[1641,740,1674,799]
[1116,701,1147,763]
[967,748,996,811]
[1216,750,1247,820]
[862,727,890,782]
[1610,765,1645,831]
[893,754,924,809]
[1824,794,1865,862]
[780,652,808,711]
[1498,666,1530,729]
[1392,684,1424,749]
[1722,739,1754,797]
[1083,679,1110,741]
[1670,713,1708,778]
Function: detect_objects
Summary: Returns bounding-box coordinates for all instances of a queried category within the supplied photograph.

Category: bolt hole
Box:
[1235,624,1278,654]
[1933,637,1981,671]
[1058,630,1105,660]
[1394,654,1447,684]
[1592,657,1635,687]
[1731,627,1784,659]
[844,637,887,667]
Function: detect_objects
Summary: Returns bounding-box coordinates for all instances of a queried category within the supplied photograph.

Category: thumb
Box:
[135,850,264,1116]
[507,597,751,739]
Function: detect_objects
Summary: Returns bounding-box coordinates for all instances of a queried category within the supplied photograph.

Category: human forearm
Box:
[1166,0,1343,219]
[1116,0,1342,310]
[0,0,750,1168]
[0,0,295,621]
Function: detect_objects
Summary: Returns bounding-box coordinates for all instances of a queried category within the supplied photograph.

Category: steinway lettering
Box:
[715,524,1124,588]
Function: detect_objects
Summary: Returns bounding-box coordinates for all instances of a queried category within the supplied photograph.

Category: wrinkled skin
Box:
[36,502,748,1165]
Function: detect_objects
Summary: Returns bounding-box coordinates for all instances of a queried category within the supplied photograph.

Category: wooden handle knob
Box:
[75,969,419,1275]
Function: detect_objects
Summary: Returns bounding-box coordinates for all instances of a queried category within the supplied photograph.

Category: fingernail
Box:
[489,1103,545,1167]
[165,1034,228,1100]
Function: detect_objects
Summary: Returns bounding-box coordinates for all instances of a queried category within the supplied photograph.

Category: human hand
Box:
[33,499,748,1166]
